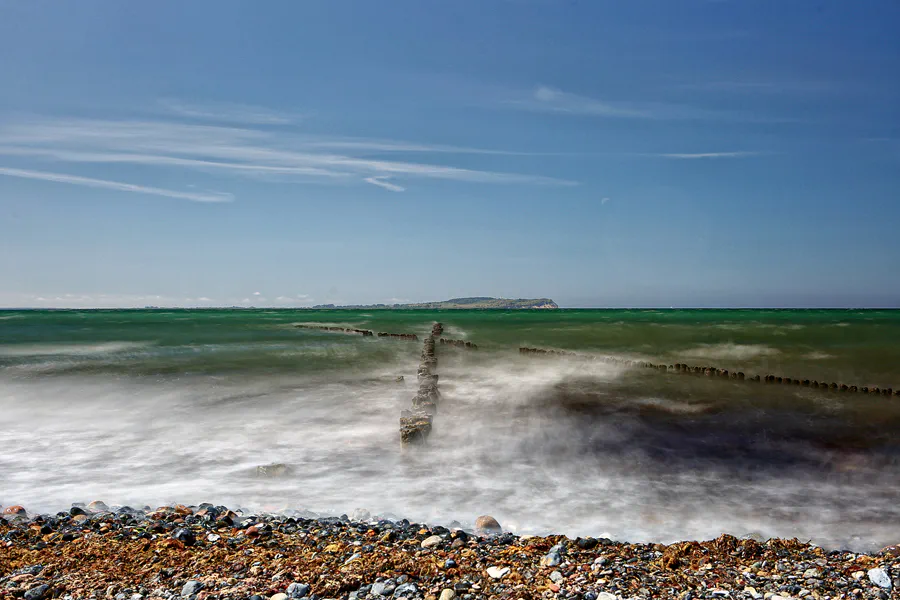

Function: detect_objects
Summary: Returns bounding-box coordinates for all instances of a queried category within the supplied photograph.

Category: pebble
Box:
[474,515,501,535]
[172,528,196,546]
[486,566,509,579]
[540,550,562,567]
[1,504,898,600]
[24,585,50,600]
[181,581,202,597]
[371,580,395,596]
[421,534,442,548]
[285,582,310,598]
[392,582,418,598]
[868,567,892,589]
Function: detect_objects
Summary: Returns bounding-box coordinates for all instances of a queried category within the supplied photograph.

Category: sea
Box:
[1,308,899,551]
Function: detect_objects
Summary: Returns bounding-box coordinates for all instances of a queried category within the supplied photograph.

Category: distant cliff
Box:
[311,297,558,310]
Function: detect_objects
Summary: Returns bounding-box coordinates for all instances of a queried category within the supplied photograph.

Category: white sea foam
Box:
[1,354,897,552]
[0,341,152,357]
[679,343,780,361]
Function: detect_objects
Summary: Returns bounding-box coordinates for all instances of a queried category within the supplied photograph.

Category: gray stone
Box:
[421,535,442,548]
[269,594,288,600]
[868,568,892,589]
[549,570,564,583]
[286,583,310,598]
[24,586,50,600]
[181,582,203,598]
[371,581,396,596]
[439,590,456,600]
[392,583,418,598]
[540,550,562,567]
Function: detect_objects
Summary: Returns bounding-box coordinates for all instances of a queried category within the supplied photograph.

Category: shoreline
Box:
[2,504,897,600]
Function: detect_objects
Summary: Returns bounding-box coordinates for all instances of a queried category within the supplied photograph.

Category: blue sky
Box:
[1,0,898,308]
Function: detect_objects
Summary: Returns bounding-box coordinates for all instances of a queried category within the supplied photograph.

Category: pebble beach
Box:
[1,503,898,600]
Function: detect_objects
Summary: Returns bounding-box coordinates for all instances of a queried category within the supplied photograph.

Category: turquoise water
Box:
[1,309,899,550]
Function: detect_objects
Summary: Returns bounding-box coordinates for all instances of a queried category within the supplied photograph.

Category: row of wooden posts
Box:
[518,346,898,396]
[399,323,444,445]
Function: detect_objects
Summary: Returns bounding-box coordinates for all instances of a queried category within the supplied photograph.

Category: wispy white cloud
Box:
[510,86,652,118]
[0,166,233,202]
[364,175,405,192]
[506,85,788,122]
[159,99,298,124]
[304,138,545,156]
[0,116,576,192]
[654,151,762,159]
[601,197,610,205]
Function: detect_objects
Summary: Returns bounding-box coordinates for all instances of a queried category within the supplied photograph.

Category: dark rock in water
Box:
[474,515,502,535]
[69,506,87,516]
[256,463,292,478]
[400,413,432,445]
[172,528,196,546]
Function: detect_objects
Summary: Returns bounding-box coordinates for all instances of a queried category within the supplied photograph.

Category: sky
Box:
[0,0,898,308]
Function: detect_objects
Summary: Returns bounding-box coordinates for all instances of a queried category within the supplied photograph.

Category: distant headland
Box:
[311,297,558,310]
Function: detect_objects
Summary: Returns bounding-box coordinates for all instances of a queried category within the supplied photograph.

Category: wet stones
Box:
[439,338,478,349]
[376,332,418,341]
[256,463,292,478]
[401,325,443,446]
[475,515,502,535]
[431,322,444,337]
[3,505,27,517]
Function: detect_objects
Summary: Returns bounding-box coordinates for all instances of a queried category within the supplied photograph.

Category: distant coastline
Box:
[309,297,559,310]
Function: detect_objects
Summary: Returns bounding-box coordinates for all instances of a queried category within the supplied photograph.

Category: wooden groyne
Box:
[519,346,898,396]
[439,337,478,349]
[296,325,422,340]
[377,332,419,340]
[400,323,443,445]
[295,325,373,336]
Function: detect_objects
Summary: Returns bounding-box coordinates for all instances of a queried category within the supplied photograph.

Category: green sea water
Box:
[1,308,899,550]
[1,308,898,387]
